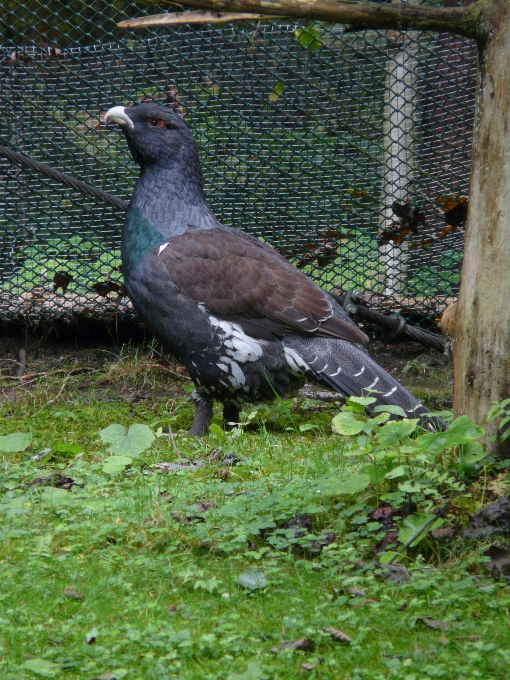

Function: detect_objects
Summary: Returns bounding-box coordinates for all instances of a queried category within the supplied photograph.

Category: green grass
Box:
[1,345,509,679]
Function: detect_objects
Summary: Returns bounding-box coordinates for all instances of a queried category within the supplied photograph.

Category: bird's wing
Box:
[154,228,368,344]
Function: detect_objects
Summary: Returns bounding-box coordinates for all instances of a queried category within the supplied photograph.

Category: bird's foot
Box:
[223,403,240,431]
[186,388,213,436]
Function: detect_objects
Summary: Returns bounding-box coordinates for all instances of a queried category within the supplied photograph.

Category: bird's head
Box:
[104,103,197,168]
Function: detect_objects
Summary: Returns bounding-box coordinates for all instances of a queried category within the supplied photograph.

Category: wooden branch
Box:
[118,11,280,27]
[120,0,490,40]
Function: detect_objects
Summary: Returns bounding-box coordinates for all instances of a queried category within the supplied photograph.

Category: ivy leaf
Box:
[332,412,364,436]
[398,513,444,547]
[102,455,133,475]
[98,424,154,457]
[376,419,417,446]
[21,659,59,677]
[0,432,31,452]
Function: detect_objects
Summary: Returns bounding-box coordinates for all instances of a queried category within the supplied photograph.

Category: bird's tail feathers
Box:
[284,337,446,431]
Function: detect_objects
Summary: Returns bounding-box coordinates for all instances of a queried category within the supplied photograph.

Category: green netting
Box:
[0,2,476,324]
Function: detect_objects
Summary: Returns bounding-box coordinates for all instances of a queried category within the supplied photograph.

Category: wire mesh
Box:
[0,2,476,325]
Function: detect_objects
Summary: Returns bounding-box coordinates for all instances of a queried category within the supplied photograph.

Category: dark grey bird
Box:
[104,103,440,435]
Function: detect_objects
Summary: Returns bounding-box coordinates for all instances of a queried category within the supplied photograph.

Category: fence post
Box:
[379,0,419,298]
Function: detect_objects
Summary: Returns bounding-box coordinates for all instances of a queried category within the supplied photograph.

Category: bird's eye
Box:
[147,117,165,128]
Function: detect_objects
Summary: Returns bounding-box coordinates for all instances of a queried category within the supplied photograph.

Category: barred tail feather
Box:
[284,337,446,431]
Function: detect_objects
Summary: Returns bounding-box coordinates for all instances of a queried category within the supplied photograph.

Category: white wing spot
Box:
[353,366,365,377]
[383,386,397,397]
[283,346,311,376]
[158,243,169,255]
[367,377,379,389]
[209,316,263,362]
[329,367,342,378]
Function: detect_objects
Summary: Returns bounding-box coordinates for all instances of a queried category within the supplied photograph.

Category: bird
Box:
[104,102,443,435]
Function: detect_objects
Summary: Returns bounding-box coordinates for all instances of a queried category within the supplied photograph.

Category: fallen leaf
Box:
[378,564,409,584]
[346,587,366,598]
[301,662,314,671]
[64,586,84,600]
[430,526,456,540]
[238,569,268,591]
[86,627,98,644]
[418,616,449,631]
[323,627,352,643]
[269,638,315,653]
[398,601,408,611]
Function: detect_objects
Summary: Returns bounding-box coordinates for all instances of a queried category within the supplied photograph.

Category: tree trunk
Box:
[453,0,510,455]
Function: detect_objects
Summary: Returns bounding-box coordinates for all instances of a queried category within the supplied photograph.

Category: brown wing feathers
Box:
[160,228,368,345]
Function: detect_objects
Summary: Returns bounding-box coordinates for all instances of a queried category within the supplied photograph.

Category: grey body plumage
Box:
[104,103,442,435]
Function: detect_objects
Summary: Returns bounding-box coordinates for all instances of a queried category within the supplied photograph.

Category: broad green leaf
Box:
[460,440,488,464]
[209,423,225,440]
[50,442,82,457]
[99,423,154,457]
[385,465,407,479]
[379,550,401,564]
[447,415,485,440]
[317,473,370,496]
[372,404,408,418]
[299,423,318,432]
[238,569,268,591]
[415,431,453,455]
[349,396,377,406]
[295,22,323,51]
[102,455,133,475]
[0,432,31,452]
[363,464,386,485]
[376,419,417,446]
[332,412,364,436]
[398,513,444,547]
[21,658,59,677]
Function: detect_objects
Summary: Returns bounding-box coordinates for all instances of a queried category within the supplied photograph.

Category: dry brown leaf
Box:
[269,638,315,653]
[418,616,449,631]
[63,587,84,600]
[323,627,352,643]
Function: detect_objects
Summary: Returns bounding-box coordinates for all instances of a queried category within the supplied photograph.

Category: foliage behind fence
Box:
[0,1,476,325]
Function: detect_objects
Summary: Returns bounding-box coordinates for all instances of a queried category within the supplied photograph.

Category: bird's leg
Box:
[223,403,240,431]
[187,388,213,436]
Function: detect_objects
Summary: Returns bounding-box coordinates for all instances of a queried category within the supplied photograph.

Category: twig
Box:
[167,423,181,457]
[117,11,280,28]
[0,366,97,382]
[387,504,449,565]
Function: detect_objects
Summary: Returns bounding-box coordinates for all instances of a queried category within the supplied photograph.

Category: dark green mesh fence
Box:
[0,2,475,325]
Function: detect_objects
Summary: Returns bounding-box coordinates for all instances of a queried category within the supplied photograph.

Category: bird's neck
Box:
[122,159,218,274]
[129,159,217,236]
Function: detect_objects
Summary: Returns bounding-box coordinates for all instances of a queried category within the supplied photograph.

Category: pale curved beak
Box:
[104,106,134,130]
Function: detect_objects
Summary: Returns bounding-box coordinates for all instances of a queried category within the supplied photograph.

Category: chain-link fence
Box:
[0,1,476,326]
